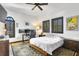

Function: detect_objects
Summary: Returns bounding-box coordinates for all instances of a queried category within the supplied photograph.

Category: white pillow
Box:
[46,34,54,37]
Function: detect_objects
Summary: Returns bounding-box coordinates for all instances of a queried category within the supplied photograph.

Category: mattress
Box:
[30,36,64,55]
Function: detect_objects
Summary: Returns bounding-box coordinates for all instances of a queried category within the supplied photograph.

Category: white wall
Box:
[42,9,79,41]
[7,11,35,42]
[0,22,5,35]
[2,3,79,42]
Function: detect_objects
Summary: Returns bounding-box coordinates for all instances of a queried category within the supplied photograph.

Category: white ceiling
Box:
[1,3,79,23]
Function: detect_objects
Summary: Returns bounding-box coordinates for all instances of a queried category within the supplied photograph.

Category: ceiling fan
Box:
[26,3,48,11]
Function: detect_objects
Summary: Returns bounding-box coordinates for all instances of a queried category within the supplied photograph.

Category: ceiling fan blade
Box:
[32,5,37,10]
[26,3,35,5]
[38,3,48,5]
[37,5,43,11]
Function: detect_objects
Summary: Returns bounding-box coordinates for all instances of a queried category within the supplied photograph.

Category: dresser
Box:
[63,39,79,56]
[0,40,9,56]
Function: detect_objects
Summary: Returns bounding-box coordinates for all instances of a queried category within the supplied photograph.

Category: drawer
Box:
[63,40,78,51]
[0,40,9,56]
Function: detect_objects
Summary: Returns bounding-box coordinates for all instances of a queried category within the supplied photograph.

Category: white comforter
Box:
[30,36,64,55]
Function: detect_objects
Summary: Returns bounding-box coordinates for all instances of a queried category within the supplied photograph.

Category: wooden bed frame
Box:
[29,39,79,56]
[29,44,49,56]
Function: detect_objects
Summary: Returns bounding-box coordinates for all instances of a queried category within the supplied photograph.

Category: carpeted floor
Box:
[11,41,75,56]
[52,48,74,56]
[11,42,44,56]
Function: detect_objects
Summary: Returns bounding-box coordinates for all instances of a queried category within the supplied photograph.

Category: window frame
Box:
[51,17,63,33]
[5,16,15,38]
[42,20,50,33]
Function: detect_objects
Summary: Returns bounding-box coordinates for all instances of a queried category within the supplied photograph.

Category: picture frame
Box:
[66,16,78,31]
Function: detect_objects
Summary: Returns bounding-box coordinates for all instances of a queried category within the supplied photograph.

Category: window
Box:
[5,16,15,38]
[51,17,63,33]
[43,20,50,32]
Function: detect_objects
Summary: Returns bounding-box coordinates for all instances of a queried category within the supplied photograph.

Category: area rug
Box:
[11,42,75,56]
[52,47,75,56]
[11,43,44,56]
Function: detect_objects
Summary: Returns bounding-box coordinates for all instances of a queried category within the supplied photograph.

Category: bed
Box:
[30,36,64,55]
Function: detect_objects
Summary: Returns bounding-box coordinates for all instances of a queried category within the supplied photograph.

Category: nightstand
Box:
[39,35,45,37]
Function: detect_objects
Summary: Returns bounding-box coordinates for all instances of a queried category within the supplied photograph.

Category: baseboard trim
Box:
[9,40,29,44]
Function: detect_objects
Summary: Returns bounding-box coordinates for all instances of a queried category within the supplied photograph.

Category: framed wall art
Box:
[66,16,78,31]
